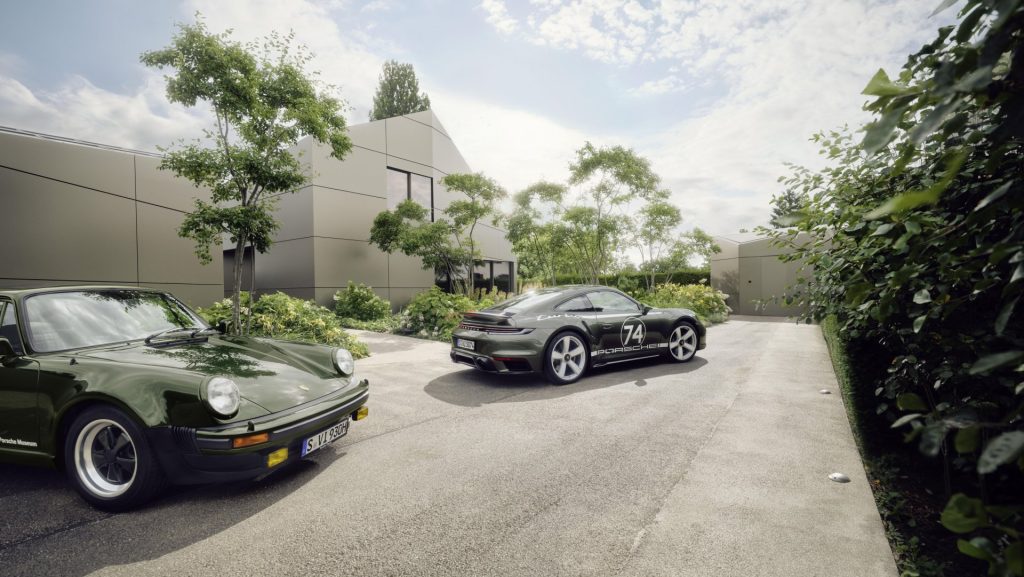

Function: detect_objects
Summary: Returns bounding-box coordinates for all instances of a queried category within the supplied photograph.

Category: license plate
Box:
[456,338,475,351]
[301,420,349,457]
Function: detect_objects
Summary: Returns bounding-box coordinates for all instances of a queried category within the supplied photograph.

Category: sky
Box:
[0,0,953,236]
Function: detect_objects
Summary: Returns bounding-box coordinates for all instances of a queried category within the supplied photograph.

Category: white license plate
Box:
[456,338,475,351]
[301,420,349,457]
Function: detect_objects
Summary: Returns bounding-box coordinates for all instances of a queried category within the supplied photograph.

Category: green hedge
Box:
[548,269,709,288]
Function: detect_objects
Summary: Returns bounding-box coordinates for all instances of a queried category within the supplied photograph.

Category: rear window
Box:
[484,290,566,314]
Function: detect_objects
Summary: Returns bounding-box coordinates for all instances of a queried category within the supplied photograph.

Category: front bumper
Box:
[147,379,369,485]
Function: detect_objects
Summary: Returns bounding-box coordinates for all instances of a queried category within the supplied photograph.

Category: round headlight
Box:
[205,377,240,417]
[334,348,355,376]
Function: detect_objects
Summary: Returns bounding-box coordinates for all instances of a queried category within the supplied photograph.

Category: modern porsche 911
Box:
[0,286,369,510]
[450,286,706,384]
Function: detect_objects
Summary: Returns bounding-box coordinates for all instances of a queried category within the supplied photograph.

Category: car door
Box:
[0,299,41,456]
[585,290,646,362]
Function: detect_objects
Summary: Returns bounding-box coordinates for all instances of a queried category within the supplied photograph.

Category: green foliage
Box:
[764,2,1024,571]
[332,282,391,321]
[369,59,431,121]
[197,292,368,359]
[370,173,506,296]
[643,283,730,324]
[768,188,809,228]
[509,143,669,284]
[336,315,401,333]
[141,18,351,333]
[550,268,709,288]
[397,287,474,342]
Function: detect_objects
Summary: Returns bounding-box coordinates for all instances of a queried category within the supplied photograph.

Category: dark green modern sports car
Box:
[0,286,369,510]
[450,285,706,385]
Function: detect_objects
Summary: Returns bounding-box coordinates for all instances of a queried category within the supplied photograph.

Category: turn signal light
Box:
[232,432,269,448]
[267,448,288,468]
[353,406,369,421]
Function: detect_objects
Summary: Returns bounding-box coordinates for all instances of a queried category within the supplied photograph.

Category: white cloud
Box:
[480,0,519,35]
[0,72,209,151]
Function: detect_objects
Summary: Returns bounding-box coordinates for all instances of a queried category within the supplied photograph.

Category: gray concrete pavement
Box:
[0,319,897,577]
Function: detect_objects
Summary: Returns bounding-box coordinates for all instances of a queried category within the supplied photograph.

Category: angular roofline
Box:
[0,125,163,158]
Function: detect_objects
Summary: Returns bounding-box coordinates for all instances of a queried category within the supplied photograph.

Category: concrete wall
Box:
[710,234,810,317]
[0,128,223,308]
[254,110,516,309]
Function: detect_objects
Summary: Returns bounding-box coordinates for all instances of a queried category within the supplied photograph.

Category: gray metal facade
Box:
[242,110,516,309]
[0,127,222,307]
[710,233,810,316]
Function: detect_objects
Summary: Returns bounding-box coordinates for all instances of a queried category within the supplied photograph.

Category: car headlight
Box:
[333,348,355,376]
[205,377,240,417]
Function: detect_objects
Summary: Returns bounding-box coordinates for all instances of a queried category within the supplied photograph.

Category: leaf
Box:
[976,182,1013,211]
[905,220,921,234]
[913,289,932,304]
[941,494,988,533]
[955,427,980,453]
[1006,541,1023,576]
[913,315,927,333]
[996,296,1020,336]
[872,223,896,236]
[970,351,1024,374]
[957,538,996,562]
[866,190,941,219]
[897,392,928,411]
[910,101,957,144]
[862,108,906,154]
[920,423,947,456]
[930,0,960,17]
[891,413,922,428]
[861,68,916,97]
[978,431,1024,474]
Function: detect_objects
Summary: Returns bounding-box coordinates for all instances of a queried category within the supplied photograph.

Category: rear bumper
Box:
[450,348,538,374]
[146,383,369,485]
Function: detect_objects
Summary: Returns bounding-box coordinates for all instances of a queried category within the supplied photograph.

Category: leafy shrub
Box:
[333,282,391,321]
[551,268,708,288]
[397,287,475,341]
[197,292,369,359]
[337,315,401,333]
[473,286,512,310]
[644,283,730,324]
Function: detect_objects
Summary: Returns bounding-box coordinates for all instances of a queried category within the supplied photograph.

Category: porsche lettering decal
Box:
[593,343,668,356]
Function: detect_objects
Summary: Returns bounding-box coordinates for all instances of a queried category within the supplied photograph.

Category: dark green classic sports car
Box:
[0,286,369,510]
[450,285,706,385]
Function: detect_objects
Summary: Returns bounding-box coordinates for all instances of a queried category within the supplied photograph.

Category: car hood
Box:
[73,336,354,414]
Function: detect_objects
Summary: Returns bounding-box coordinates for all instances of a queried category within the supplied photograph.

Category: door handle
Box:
[601,324,614,329]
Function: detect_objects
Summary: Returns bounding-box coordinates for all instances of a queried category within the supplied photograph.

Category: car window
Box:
[23,290,206,353]
[586,291,640,313]
[0,301,25,355]
[555,295,594,312]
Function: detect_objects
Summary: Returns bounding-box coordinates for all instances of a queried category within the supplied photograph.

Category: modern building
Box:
[710,232,810,316]
[232,109,516,309]
[1,110,516,310]
[0,126,222,307]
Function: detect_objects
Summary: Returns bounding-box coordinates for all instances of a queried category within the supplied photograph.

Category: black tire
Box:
[666,321,699,363]
[543,330,589,385]
[63,405,166,511]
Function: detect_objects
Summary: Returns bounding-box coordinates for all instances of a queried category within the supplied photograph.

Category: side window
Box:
[586,291,640,314]
[555,295,593,312]
[0,301,24,355]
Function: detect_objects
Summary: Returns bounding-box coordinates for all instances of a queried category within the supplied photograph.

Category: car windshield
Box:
[484,290,567,314]
[23,290,206,353]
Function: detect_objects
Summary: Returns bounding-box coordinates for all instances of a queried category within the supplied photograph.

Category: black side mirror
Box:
[0,337,18,365]
[642,305,653,315]
[216,320,229,334]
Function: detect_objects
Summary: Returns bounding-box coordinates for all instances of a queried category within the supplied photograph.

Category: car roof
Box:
[0,285,165,300]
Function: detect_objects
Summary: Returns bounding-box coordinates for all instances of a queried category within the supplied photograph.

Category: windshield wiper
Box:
[144,327,215,344]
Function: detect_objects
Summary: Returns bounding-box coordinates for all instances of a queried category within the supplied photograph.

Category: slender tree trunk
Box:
[231,236,246,335]
[246,241,256,336]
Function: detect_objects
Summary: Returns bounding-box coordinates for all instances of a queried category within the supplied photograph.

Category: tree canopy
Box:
[369,60,431,121]
[141,18,351,332]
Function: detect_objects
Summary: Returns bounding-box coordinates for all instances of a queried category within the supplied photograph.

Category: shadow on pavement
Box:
[425,356,709,407]
[0,447,348,577]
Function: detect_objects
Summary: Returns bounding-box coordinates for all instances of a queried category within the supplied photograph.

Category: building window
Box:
[387,167,433,220]
[437,260,515,295]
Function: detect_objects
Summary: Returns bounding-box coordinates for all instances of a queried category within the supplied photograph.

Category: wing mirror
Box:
[642,305,653,315]
[216,320,229,334]
[0,337,18,365]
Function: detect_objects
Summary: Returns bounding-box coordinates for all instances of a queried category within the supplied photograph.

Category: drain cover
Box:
[819,389,832,394]
[829,472,851,483]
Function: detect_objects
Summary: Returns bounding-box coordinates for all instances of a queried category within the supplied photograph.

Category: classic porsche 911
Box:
[0,286,369,510]
[450,285,706,385]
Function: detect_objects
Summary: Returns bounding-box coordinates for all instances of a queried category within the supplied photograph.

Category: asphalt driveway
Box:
[0,317,897,577]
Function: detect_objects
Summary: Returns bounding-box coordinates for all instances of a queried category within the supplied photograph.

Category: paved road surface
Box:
[0,318,897,577]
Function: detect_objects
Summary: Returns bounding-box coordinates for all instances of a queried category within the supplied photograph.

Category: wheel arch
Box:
[542,325,594,358]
